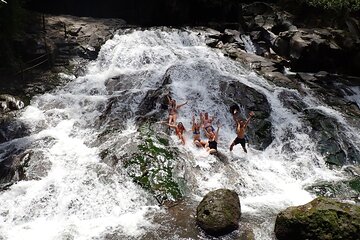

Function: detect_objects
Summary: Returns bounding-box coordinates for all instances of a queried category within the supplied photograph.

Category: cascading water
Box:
[0,28,359,240]
[240,35,257,54]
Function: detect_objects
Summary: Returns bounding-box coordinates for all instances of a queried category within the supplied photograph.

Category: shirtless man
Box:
[167,96,188,125]
[230,111,254,153]
[163,121,186,145]
[192,113,206,147]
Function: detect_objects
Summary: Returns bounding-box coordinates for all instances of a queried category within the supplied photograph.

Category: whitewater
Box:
[0,28,358,240]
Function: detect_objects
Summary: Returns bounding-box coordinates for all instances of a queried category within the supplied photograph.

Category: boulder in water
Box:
[196,188,241,236]
[274,197,360,240]
[0,94,24,111]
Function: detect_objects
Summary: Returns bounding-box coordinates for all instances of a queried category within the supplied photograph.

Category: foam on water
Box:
[0,28,358,240]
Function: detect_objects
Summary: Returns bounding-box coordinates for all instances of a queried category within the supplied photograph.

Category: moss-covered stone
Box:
[349,178,360,193]
[275,197,360,240]
[196,189,241,236]
[124,122,183,203]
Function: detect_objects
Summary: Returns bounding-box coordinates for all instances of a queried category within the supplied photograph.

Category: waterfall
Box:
[240,35,257,54]
[0,28,358,240]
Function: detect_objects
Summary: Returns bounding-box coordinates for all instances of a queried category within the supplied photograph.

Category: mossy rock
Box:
[275,197,360,240]
[196,188,241,236]
[124,122,183,203]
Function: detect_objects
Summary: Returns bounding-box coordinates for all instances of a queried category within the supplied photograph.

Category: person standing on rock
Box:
[230,111,254,153]
[167,95,188,125]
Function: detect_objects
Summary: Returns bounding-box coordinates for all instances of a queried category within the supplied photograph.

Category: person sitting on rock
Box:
[230,111,254,153]
[162,121,186,145]
[201,112,216,134]
[205,122,221,154]
[192,113,206,148]
[167,95,188,125]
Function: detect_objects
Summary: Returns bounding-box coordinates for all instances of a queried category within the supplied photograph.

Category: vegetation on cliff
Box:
[305,0,360,11]
[0,0,29,72]
[124,123,183,203]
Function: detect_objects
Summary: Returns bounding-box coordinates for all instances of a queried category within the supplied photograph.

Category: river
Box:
[0,28,358,240]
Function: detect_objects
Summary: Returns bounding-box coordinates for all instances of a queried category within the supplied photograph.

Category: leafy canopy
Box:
[305,0,360,11]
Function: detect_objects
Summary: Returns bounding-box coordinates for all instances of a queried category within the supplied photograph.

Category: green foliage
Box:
[0,0,30,71]
[124,123,183,202]
[304,0,360,11]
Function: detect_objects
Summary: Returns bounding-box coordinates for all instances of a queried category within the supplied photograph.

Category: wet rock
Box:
[303,108,360,165]
[205,38,219,48]
[239,228,255,240]
[196,189,241,236]
[275,197,360,240]
[296,72,317,82]
[219,78,272,150]
[223,29,242,43]
[0,150,32,186]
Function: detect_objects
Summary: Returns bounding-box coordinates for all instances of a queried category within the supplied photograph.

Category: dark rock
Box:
[223,29,241,43]
[0,94,25,111]
[303,108,360,165]
[196,189,241,236]
[0,117,29,144]
[206,28,222,39]
[296,72,317,82]
[273,37,290,57]
[0,150,32,185]
[241,2,274,16]
[219,79,272,150]
[275,197,360,240]
[314,71,329,79]
[346,17,360,41]
[205,38,219,48]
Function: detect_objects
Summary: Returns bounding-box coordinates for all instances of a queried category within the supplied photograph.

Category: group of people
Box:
[162,96,254,154]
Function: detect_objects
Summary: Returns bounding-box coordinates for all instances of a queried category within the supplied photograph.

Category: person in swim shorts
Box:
[230,111,254,153]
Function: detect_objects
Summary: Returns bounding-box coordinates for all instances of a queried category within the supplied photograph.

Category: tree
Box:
[305,0,360,11]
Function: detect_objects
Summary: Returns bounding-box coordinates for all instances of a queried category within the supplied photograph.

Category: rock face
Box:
[0,150,32,190]
[196,189,241,236]
[0,117,29,144]
[219,79,273,150]
[275,197,360,240]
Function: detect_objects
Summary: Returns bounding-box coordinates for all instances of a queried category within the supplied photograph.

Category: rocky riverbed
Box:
[0,3,360,239]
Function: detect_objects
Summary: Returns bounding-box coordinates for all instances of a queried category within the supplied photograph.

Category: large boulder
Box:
[0,150,32,188]
[275,197,360,240]
[0,117,29,144]
[196,189,241,236]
